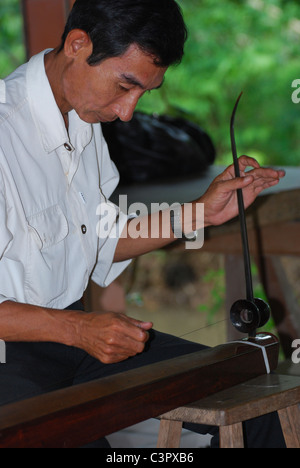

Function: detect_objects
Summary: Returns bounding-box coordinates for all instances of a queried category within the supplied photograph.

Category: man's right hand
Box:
[74,311,153,364]
[0,301,152,364]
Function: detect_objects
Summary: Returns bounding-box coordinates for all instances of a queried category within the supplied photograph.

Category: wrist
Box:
[49,308,86,348]
[170,203,198,242]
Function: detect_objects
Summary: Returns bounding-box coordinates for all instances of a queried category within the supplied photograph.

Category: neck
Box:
[44,49,71,128]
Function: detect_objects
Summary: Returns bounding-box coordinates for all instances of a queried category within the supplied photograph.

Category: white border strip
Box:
[230,341,271,374]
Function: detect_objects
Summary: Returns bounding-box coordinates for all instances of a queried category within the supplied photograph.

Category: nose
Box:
[113,104,135,122]
[112,94,139,122]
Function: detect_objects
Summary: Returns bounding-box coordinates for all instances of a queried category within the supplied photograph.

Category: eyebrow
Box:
[120,73,165,91]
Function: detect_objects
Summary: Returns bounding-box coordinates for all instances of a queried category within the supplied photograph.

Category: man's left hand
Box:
[200,156,285,227]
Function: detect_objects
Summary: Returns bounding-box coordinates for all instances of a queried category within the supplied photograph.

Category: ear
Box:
[64,29,92,59]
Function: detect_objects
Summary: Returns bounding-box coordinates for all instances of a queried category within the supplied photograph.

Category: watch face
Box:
[170,206,182,239]
[170,206,198,242]
[183,231,198,242]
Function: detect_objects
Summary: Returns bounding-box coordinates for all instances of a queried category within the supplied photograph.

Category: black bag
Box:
[102,112,216,185]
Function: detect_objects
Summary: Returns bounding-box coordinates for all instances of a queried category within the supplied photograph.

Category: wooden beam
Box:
[22,0,73,58]
[257,256,300,357]
[165,188,300,257]
[203,222,300,257]
[237,188,300,233]
[0,334,278,448]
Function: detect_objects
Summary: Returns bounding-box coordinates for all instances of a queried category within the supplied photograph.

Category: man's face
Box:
[62,42,167,124]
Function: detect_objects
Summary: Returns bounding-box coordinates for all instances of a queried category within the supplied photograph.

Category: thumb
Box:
[129,316,153,331]
[231,175,254,189]
[138,321,153,331]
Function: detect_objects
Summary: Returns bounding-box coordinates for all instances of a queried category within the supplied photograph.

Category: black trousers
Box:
[0,301,286,448]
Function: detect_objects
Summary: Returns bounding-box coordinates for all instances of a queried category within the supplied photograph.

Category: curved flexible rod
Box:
[230,92,254,302]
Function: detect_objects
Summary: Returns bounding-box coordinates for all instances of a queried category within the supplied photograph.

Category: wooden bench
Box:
[158,373,300,448]
[0,336,280,447]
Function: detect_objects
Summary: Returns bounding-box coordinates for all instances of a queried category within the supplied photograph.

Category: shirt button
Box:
[81,225,87,234]
[64,143,72,151]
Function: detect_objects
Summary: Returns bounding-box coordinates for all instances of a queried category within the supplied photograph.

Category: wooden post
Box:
[22,0,74,58]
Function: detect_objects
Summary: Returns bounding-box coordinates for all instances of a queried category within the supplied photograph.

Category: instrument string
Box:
[1,313,232,407]
[150,316,232,348]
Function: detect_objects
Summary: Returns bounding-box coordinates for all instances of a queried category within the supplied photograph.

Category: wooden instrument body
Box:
[0,333,278,447]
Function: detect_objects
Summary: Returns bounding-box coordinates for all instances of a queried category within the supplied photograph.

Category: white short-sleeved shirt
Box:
[0,50,131,309]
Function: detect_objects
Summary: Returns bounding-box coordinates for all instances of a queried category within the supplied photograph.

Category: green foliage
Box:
[137,0,300,167]
[198,267,225,325]
[0,0,25,78]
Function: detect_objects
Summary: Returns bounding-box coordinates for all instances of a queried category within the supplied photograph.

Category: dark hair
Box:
[58,0,187,67]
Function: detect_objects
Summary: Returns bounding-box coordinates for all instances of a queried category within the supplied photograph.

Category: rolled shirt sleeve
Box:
[0,171,12,259]
[91,209,131,288]
[91,126,135,288]
[0,170,17,304]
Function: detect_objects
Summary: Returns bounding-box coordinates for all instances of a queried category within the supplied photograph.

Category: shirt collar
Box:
[26,49,92,154]
[0,80,6,104]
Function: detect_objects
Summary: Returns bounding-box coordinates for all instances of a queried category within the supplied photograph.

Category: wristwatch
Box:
[170,204,198,242]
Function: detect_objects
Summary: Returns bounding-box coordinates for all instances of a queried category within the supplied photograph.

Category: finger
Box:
[252,166,286,179]
[107,315,152,350]
[276,169,286,179]
[105,335,147,357]
[100,351,138,364]
[129,317,153,332]
[246,166,284,180]
[252,176,282,194]
[242,172,282,194]
[220,175,254,191]
[99,329,148,363]
[238,155,261,171]
[121,316,153,342]
[220,157,259,181]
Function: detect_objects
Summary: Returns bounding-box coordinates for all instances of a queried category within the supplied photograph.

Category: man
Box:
[0,0,285,447]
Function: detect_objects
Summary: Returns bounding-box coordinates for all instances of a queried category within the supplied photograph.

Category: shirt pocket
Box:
[25,205,69,306]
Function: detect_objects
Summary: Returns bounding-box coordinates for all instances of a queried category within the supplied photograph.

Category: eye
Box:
[119,84,131,92]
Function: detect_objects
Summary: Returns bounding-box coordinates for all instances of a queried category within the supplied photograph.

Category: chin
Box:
[77,110,117,124]
[89,116,116,124]
[99,117,119,123]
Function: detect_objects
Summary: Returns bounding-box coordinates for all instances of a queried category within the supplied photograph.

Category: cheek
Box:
[67,82,96,114]
[63,65,94,107]
[63,66,120,115]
